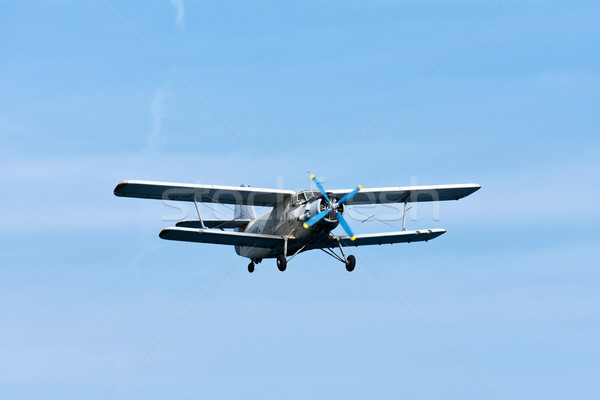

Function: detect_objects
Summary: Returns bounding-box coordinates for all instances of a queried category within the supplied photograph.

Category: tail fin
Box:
[234,184,256,232]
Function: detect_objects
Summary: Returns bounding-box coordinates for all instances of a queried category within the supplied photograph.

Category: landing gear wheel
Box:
[276,254,287,271]
[345,255,356,272]
[248,262,255,273]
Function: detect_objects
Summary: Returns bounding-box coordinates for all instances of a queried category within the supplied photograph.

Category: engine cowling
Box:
[302,175,361,240]
[304,197,343,227]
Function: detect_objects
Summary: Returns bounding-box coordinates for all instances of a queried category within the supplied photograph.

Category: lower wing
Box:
[160,227,444,250]
[159,227,284,248]
[313,229,446,249]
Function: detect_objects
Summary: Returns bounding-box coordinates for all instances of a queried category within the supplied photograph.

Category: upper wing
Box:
[160,227,285,248]
[114,180,295,206]
[328,184,480,205]
[312,229,446,249]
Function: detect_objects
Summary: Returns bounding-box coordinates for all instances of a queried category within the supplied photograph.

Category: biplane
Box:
[114,175,480,272]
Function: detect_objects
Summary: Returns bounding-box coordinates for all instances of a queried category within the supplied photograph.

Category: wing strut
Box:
[193,192,206,229]
[400,200,413,231]
[402,201,407,231]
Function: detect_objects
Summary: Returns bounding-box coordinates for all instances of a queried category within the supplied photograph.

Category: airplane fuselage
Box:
[236,190,340,259]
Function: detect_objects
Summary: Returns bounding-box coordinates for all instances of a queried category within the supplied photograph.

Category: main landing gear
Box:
[247,238,355,273]
[320,236,357,272]
[345,255,356,272]
[321,248,356,272]
[247,258,262,273]
[247,255,287,273]
[248,255,287,273]
[276,254,287,271]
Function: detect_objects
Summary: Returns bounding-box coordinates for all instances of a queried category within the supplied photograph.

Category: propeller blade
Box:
[310,174,331,203]
[303,209,329,229]
[338,185,363,205]
[336,212,356,241]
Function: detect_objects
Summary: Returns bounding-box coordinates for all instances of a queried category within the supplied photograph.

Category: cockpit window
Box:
[297,190,322,203]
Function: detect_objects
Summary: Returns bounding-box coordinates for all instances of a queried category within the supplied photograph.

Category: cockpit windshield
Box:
[299,190,321,201]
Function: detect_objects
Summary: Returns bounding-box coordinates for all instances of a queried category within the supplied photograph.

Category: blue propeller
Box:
[338,185,362,205]
[303,175,362,241]
[310,174,331,203]
[303,209,329,229]
[336,212,355,241]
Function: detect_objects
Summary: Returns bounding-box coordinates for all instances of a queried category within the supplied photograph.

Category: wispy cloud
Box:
[145,88,168,152]
[170,0,185,29]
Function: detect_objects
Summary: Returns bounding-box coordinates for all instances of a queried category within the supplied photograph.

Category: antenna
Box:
[307,171,313,192]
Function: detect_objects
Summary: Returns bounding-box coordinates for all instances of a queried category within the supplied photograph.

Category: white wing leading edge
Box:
[310,229,447,249]
[159,227,285,248]
[114,180,295,206]
[328,184,480,205]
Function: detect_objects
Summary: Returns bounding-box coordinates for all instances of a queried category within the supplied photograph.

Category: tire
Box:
[276,254,287,271]
[248,263,255,273]
[345,255,356,272]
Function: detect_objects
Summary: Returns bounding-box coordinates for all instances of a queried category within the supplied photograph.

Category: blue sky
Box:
[1,0,599,399]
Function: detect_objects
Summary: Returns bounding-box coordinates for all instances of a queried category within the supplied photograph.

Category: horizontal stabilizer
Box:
[176,219,252,229]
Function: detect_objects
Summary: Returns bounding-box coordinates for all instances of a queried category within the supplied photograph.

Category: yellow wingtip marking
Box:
[350,236,356,241]
[309,174,315,179]
[303,223,309,229]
